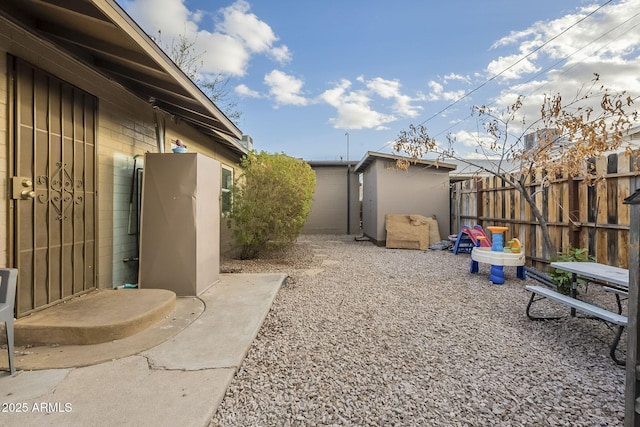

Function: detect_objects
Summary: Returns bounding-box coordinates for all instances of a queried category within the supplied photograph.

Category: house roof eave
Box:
[0,0,246,157]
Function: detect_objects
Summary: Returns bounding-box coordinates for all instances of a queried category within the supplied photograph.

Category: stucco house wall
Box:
[356,152,455,245]
[304,162,360,235]
[0,11,243,300]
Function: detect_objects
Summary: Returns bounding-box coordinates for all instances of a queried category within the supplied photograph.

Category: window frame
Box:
[221,164,233,215]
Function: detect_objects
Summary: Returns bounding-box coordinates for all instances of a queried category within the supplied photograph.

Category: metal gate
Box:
[9,57,97,317]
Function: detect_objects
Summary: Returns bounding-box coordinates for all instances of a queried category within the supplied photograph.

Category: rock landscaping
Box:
[212,235,625,426]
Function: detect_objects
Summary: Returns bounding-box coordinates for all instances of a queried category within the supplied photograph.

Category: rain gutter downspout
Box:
[154,107,165,153]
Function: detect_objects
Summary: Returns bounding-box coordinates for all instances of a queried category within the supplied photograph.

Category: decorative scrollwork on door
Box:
[36,162,82,221]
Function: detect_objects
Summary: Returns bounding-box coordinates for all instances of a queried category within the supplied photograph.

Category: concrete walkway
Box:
[0,273,285,427]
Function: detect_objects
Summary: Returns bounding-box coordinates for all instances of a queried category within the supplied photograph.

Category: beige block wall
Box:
[0,17,242,289]
[97,104,158,287]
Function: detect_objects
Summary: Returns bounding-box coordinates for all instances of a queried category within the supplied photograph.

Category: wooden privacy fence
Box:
[451,152,640,270]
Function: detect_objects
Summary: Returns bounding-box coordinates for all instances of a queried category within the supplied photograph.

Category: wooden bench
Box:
[525,285,627,365]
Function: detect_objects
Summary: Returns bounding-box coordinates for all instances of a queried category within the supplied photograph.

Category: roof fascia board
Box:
[355,151,456,173]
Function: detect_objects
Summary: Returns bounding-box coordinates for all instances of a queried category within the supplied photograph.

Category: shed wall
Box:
[366,159,451,243]
[361,163,379,240]
[304,165,359,234]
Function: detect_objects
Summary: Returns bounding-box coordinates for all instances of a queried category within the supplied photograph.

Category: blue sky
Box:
[120,0,640,162]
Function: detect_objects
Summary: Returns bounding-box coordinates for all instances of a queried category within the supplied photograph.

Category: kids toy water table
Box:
[470,226,526,284]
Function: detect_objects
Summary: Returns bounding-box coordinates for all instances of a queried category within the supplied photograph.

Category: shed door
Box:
[10,57,97,317]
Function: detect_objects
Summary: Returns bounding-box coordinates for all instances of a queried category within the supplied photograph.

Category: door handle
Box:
[12,177,35,200]
[21,190,35,199]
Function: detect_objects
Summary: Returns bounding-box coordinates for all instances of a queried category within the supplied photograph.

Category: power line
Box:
[432,5,640,141]
[417,0,613,127]
[519,10,640,97]
[377,0,628,155]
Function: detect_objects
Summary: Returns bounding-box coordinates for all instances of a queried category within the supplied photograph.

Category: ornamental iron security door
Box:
[9,57,97,317]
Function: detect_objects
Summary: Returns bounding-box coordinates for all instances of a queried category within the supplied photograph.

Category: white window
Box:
[221,165,233,214]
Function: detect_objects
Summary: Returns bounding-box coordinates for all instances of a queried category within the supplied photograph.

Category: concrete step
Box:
[13,289,176,346]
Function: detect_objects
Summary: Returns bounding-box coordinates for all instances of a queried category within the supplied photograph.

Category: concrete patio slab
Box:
[144,273,286,370]
[0,273,286,427]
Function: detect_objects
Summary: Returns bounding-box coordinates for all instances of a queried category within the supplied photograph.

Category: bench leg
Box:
[525,292,563,321]
[613,293,624,315]
[610,325,626,366]
[570,273,577,318]
[526,293,626,366]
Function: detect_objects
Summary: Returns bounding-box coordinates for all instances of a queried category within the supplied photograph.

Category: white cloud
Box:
[486,55,540,81]
[444,73,471,84]
[362,77,423,117]
[363,76,400,99]
[317,77,424,130]
[426,80,466,102]
[123,0,290,77]
[486,0,640,84]
[235,84,261,98]
[122,0,199,38]
[440,0,640,158]
[264,70,308,106]
[218,0,290,63]
[319,79,396,130]
[198,32,250,76]
[449,130,499,153]
[269,45,291,63]
[392,94,422,118]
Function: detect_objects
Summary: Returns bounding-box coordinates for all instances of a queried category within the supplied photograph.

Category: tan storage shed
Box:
[354,152,456,246]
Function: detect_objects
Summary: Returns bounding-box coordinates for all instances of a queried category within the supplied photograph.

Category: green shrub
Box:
[228,151,316,259]
[550,246,595,295]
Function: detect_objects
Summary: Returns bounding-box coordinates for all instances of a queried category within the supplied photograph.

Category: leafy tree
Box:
[228,151,316,259]
[394,74,638,259]
[155,30,241,124]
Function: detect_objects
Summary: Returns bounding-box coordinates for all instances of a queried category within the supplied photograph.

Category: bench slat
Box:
[525,285,627,325]
[603,286,629,296]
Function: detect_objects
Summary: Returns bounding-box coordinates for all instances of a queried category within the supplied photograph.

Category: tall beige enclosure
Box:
[139,153,220,296]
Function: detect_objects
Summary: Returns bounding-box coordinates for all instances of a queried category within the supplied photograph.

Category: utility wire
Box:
[518,10,640,97]
[377,0,627,154]
[432,6,640,141]
[417,0,613,127]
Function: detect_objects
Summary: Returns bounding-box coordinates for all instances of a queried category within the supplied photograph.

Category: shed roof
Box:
[353,151,457,174]
[307,160,358,168]
[0,0,246,156]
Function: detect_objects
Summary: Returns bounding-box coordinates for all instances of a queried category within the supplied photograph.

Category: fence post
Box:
[624,189,640,426]
[568,177,580,248]
[476,179,483,227]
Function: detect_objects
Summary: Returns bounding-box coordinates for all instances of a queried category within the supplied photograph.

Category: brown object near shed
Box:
[385,214,441,250]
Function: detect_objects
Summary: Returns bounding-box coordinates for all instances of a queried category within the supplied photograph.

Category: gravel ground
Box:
[213,235,625,426]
